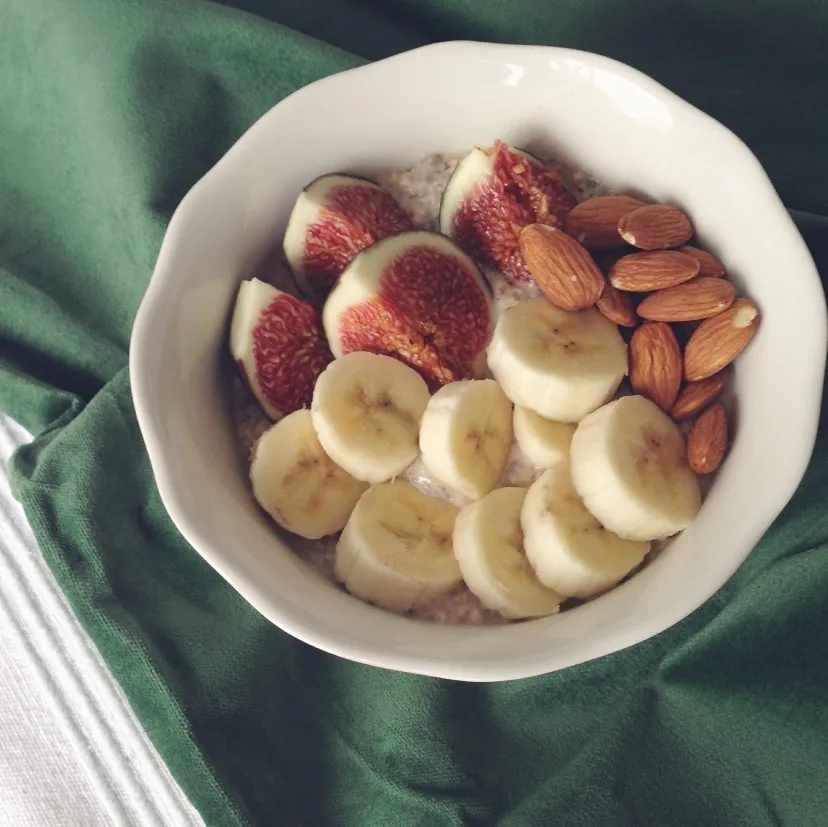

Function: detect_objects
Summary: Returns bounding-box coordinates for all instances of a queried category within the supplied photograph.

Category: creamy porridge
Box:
[232,151,607,625]
[228,143,754,626]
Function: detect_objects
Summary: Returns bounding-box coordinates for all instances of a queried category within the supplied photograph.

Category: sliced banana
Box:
[512,406,575,468]
[311,351,430,483]
[521,465,649,598]
[418,379,513,500]
[453,487,562,619]
[569,395,702,542]
[335,480,462,612]
[250,410,368,540]
[487,297,628,423]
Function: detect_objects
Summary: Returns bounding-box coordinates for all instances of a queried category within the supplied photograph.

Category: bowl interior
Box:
[131,43,826,681]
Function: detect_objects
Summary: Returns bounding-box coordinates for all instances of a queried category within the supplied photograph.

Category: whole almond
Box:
[637,277,736,322]
[519,224,605,311]
[618,204,694,250]
[610,250,700,292]
[679,246,725,278]
[687,403,728,474]
[565,195,648,250]
[629,322,682,412]
[596,282,637,327]
[671,371,728,421]
[684,298,761,381]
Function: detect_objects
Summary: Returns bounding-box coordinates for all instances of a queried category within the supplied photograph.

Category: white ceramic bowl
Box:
[130,42,826,681]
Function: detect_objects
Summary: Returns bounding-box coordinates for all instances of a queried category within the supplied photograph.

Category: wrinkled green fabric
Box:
[2,1,828,824]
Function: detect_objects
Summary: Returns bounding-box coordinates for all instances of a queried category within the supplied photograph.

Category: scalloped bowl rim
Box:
[129,42,826,682]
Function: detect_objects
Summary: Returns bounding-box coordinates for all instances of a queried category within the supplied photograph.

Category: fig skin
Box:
[323,231,495,389]
[284,173,412,301]
[439,141,577,282]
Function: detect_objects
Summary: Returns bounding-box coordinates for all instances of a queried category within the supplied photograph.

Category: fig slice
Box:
[283,174,413,301]
[439,141,577,282]
[230,278,333,419]
[323,231,494,389]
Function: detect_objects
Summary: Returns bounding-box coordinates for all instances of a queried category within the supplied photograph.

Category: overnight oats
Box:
[228,140,761,626]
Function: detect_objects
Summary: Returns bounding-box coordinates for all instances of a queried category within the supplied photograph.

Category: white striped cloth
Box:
[0,414,202,827]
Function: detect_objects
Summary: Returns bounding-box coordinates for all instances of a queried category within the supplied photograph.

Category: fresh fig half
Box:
[230,278,333,419]
[283,174,413,301]
[323,231,494,389]
[439,141,577,282]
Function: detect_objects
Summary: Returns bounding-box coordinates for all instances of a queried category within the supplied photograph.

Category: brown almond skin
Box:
[684,298,761,381]
[519,224,605,312]
[687,403,728,474]
[610,250,700,292]
[679,246,726,278]
[671,371,728,421]
[637,277,736,322]
[564,195,648,250]
[596,282,637,327]
[617,204,694,250]
[629,322,682,412]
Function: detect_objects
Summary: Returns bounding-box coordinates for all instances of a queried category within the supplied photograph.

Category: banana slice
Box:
[311,351,430,483]
[335,480,462,612]
[487,297,627,423]
[569,395,702,541]
[521,465,649,598]
[250,410,368,539]
[453,487,562,619]
[512,406,575,468]
[418,379,513,500]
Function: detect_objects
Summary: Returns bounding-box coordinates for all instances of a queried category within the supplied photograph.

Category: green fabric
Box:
[2,1,828,824]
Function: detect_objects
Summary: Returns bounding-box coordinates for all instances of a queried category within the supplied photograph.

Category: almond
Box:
[684,298,760,381]
[629,322,682,412]
[519,224,605,312]
[609,251,700,292]
[671,371,728,421]
[636,277,735,322]
[618,204,694,250]
[687,403,728,474]
[678,246,725,278]
[596,282,637,327]
[564,195,648,250]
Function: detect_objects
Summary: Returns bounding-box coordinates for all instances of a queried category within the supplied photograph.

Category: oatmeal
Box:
[229,139,747,627]
[376,154,457,231]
